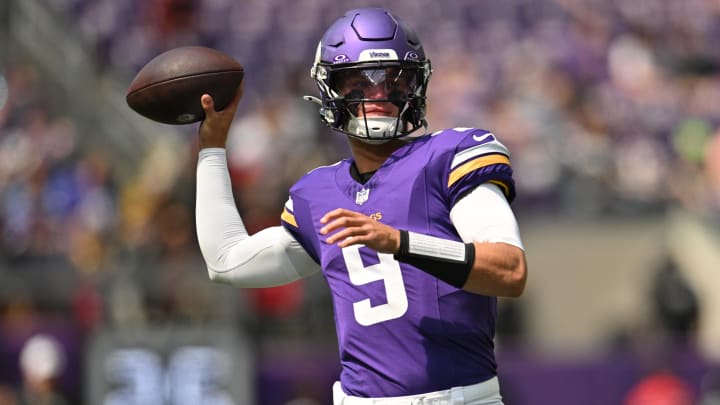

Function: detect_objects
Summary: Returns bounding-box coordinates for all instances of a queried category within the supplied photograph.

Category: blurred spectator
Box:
[17,334,69,405]
[36,0,720,219]
[624,371,694,405]
[650,257,700,344]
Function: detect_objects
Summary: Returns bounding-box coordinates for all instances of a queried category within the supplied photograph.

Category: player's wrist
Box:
[199,133,228,149]
[394,230,475,288]
[396,230,410,256]
[199,140,227,149]
[391,229,403,254]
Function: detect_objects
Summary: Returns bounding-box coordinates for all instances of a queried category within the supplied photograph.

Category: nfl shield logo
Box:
[355,188,370,205]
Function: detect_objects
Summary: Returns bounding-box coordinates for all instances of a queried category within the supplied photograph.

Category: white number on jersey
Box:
[342,245,408,326]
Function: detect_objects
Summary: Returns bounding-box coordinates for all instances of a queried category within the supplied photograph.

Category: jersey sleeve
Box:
[281,195,321,264]
[443,129,516,208]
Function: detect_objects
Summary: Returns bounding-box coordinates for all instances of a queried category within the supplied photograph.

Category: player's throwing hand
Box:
[198,85,243,149]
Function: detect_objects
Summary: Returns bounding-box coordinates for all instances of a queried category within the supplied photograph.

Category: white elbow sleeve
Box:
[196,149,318,287]
[207,226,318,287]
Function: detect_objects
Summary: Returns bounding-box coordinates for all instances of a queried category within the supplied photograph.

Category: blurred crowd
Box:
[43,0,720,217]
[2,0,720,403]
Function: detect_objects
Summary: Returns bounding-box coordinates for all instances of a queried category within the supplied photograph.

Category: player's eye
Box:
[391,70,417,90]
[332,67,418,98]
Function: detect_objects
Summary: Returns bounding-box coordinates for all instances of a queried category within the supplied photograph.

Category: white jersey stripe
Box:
[451,141,510,169]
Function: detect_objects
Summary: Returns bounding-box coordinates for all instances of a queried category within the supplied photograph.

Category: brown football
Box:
[126,46,244,125]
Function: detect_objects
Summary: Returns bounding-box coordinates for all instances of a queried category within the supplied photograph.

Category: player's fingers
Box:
[325,228,355,245]
[320,216,366,235]
[201,94,215,116]
[337,235,365,248]
[321,218,352,235]
[198,92,234,148]
[320,208,345,224]
[336,227,387,249]
[328,221,382,244]
[326,228,366,245]
[321,208,362,224]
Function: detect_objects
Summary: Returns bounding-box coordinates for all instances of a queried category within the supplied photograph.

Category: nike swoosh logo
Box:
[472,133,495,143]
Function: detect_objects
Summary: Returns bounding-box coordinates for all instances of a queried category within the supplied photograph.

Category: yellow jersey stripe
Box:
[488,179,510,198]
[281,208,298,227]
[447,154,510,187]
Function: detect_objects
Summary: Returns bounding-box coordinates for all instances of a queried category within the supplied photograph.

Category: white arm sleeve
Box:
[449,183,525,250]
[196,148,320,287]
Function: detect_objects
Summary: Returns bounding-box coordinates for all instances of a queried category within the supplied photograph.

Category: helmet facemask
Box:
[311,60,431,142]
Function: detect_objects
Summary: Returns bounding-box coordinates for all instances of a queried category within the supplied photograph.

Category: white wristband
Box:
[407,231,467,263]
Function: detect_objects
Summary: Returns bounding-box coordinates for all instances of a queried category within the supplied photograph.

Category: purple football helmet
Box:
[306,8,432,142]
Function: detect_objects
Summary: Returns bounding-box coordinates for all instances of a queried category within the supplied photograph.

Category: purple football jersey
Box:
[281,128,515,397]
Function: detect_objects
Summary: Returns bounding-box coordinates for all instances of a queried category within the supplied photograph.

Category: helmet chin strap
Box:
[357,138,392,145]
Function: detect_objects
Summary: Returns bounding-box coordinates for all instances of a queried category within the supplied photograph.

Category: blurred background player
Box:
[195,7,526,404]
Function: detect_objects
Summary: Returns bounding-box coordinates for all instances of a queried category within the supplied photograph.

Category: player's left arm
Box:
[320,183,526,297]
[448,183,527,297]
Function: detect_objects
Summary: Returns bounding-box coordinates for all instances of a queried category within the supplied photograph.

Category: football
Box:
[126,46,244,125]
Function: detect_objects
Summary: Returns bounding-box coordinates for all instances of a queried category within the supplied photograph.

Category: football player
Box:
[196,7,527,404]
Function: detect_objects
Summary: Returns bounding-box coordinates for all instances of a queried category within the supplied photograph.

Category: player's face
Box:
[333,67,416,118]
